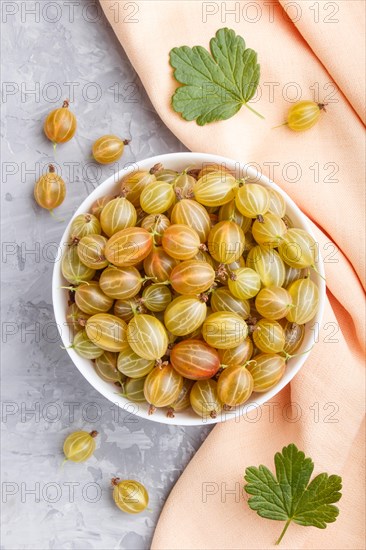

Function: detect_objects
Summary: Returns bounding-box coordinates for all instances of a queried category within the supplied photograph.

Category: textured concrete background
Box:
[1,2,212,548]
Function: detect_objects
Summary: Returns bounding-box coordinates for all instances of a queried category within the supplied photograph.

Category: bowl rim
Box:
[52,151,326,426]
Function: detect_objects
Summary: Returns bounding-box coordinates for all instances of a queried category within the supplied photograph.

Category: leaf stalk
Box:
[244,103,265,119]
[275,519,292,545]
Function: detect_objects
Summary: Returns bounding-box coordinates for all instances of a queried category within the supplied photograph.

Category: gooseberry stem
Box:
[149,163,163,175]
[49,209,64,222]
[272,122,288,130]
[186,168,201,180]
[244,103,265,120]
[275,519,292,545]
[120,186,129,198]
[142,276,157,283]
[311,264,326,282]
[281,346,314,362]
[166,408,175,418]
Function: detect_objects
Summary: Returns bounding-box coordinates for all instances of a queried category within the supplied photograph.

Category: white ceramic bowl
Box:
[53,152,325,426]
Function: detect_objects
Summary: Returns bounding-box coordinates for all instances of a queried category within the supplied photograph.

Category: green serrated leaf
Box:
[244,444,342,545]
[169,28,262,125]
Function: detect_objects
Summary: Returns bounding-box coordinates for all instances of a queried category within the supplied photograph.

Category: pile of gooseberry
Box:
[62,163,320,419]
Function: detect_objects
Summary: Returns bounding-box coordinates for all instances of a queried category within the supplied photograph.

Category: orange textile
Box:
[100,1,365,548]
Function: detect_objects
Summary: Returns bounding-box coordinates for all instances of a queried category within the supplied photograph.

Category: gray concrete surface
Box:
[1,2,211,548]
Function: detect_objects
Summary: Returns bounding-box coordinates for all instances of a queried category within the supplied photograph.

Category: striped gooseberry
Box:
[162,224,202,260]
[85,313,127,352]
[69,214,101,240]
[190,379,222,419]
[286,101,326,132]
[141,214,170,245]
[227,267,261,299]
[44,99,76,143]
[92,135,129,164]
[112,479,149,514]
[77,234,108,270]
[255,286,293,320]
[268,188,286,218]
[252,319,286,353]
[202,311,248,349]
[120,163,163,207]
[104,227,153,267]
[74,281,114,315]
[285,278,319,324]
[90,195,114,219]
[247,353,286,392]
[140,181,175,214]
[63,430,97,462]
[66,303,90,333]
[141,284,172,312]
[99,265,144,300]
[167,379,193,416]
[208,221,245,264]
[198,163,233,179]
[278,228,317,270]
[94,351,122,383]
[194,171,238,207]
[143,246,179,282]
[170,260,215,295]
[283,265,308,287]
[100,197,137,237]
[156,168,179,183]
[34,165,66,210]
[280,320,305,355]
[217,364,254,407]
[218,338,253,367]
[114,297,140,322]
[122,376,147,402]
[143,362,183,412]
[194,249,215,267]
[170,339,220,380]
[211,287,250,320]
[235,183,270,218]
[171,199,211,242]
[62,245,95,285]
[71,330,104,359]
[117,341,155,378]
[252,212,287,248]
[246,246,286,287]
[164,295,207,337]
[218,199,252,233]
[127,314,168,360]
[172,171,195,199]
